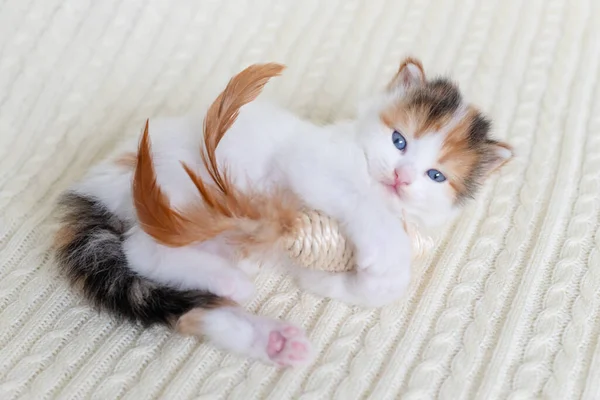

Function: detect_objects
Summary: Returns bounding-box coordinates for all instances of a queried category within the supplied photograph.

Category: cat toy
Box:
[281,209,432,272]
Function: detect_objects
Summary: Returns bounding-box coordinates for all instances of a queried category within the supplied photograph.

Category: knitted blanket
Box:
[1,0,599,398]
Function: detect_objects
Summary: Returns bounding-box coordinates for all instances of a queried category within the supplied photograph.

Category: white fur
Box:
[122,227,256,303]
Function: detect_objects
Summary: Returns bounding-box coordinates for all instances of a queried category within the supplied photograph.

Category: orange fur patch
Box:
[438,110,475,164]
[381,107,413,139]
[175,300,237,335]
[439,111,481,199]
[53,225,76,249]
[381,103,454,140]
[414,113,452,138]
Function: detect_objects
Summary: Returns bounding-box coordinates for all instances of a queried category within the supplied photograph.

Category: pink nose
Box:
[394,168,413,186]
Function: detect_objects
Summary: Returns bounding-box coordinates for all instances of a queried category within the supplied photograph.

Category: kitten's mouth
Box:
[382,181,404,198]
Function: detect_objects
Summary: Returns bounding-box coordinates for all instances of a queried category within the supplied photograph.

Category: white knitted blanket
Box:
[2,0,599,398]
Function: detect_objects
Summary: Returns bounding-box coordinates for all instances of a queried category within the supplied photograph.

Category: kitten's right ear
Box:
[387,57,425,91]
[483,140,514,175]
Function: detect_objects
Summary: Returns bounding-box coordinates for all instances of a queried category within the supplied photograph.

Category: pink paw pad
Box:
[266,325,312,367]
[267,331,285,357]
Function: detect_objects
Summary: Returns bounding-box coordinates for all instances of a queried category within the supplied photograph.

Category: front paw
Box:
[353,232,411,276]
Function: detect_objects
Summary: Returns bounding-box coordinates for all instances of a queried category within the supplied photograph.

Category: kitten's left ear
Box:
[387,57,425,91]
[484,140,513,174]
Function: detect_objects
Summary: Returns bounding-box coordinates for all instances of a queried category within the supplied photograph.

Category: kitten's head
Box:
[357,57,513,227]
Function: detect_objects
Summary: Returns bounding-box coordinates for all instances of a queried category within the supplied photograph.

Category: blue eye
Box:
[392,130,407,151]
[427,169,446,182]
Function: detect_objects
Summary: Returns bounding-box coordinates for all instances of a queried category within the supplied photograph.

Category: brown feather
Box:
[133,63,302,252]
[181,62,303,251]
[132,121,235,246]
[200,63,286,197]
[133,120,190,246]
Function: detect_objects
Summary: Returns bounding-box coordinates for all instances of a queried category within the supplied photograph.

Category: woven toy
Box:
[282,210,432,272]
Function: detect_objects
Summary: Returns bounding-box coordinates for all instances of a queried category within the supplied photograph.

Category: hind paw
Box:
[266,324,312,367]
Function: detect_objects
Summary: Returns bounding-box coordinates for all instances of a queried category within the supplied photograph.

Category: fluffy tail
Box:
[134,63,302,253]
[54,192,233,326]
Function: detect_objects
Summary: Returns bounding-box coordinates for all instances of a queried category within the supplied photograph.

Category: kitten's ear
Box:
[388,57,425,91]
[484,140,513,175]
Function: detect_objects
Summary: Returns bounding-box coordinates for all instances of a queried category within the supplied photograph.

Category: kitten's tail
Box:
[54,192,233,326]
[134,63,302,254]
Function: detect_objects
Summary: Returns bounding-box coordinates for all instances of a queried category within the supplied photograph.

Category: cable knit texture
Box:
[1,0,599,399]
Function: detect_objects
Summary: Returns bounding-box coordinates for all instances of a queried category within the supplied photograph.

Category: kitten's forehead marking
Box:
[407,78,463,138]
[380,78,465,140]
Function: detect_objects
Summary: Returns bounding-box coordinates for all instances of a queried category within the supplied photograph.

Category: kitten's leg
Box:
[177,305,313,367]
[294,267,409,307]
[124,227,255,303]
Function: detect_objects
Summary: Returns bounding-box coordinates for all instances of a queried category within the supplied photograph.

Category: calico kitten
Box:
[54,59,512,366]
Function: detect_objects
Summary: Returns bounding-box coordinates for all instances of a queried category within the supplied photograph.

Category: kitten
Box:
[54,59,512,366]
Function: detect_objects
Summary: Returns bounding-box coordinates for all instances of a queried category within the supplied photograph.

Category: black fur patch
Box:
[468,113,492,147]
[459,112,495,203]
[55,192,227,326]
[408,78,462,122]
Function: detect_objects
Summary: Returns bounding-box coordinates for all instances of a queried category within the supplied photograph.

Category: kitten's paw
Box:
[354,232,411,276]
[265,324,312,367]
[249,317,313,366]
[201,308,313,367]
